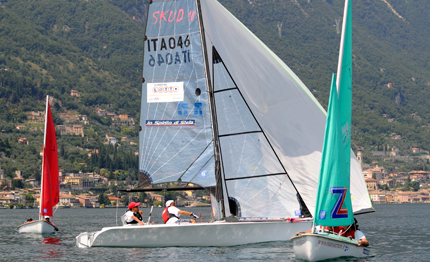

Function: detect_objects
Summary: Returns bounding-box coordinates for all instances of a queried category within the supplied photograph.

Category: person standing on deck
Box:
[163,200,198,224]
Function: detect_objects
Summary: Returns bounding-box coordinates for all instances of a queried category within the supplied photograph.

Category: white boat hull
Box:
[17,220,56,234]
[291,233,370,261]
[76,219,311,248]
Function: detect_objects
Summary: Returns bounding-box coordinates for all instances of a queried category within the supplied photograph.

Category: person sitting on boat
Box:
[296,225,334,235]
[333,218,369,247]
[163,200,198,224]
[45,217,59,231]
[25,218,33,223]
[125,202,145,225]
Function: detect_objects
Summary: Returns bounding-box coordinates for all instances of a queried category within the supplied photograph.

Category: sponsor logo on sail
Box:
[319,210,326,220]
[147,82,184,103]
[145,120,195,127]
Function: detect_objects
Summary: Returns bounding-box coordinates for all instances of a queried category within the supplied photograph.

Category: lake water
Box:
[1,204,429,261]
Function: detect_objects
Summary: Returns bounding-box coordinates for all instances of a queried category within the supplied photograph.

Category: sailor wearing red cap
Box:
[125,202,145,225]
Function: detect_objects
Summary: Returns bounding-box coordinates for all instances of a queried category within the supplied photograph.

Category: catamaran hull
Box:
[17,220,56,234]
[76,219,311,248]
[291,234,370,261]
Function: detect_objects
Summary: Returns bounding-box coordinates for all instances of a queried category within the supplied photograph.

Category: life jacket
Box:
[344,229,355,239]
[126,211,143,224]
[162,206,179,224]
[334,227,355,239]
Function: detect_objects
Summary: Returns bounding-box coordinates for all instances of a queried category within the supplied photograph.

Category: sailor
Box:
[333,218,369,247]
[125,202,145,225]
[162,200,198,224]
[25,218,33,223]
[45,217,59,231]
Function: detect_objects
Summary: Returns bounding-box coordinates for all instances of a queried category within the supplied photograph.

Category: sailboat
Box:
[75,0,372,248]
[291,0,371,260]
[17,96,59,234]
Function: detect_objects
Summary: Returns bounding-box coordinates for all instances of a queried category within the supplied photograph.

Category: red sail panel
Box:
[41,102,59,217]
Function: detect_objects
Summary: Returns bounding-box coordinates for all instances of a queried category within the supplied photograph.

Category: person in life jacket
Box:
[44,217,59,231]
[333,218,369,247]
[162,200,199,224]
[125,202,145,225]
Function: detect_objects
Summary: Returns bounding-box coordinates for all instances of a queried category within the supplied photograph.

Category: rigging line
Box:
[213,87,238,93]
[151,169,187,184]
[143,0,168,170]
[236,154,265,200]
[149,127,206,175]
[226,173,286,181]
[178,141,213,182]
[251,175,289,217]
[144,96,211,172]
[218,130,262,138]
[230,89,248,131]
[214,51,309,209]
[144,124,183,173]
[144,88,182,171]
[139,0,152,170]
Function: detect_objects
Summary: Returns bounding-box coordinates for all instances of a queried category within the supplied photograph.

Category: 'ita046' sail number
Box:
[147,36,191,67]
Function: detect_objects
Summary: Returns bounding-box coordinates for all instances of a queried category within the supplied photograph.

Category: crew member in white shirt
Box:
[125,202,145,225]
[165,200,198,224]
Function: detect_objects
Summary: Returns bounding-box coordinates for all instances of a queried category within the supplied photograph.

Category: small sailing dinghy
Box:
[76,0,372,248]
[17,96,59,234]
[291,1,371,260]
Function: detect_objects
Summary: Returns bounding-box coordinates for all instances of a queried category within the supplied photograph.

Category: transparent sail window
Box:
[215,90,260,136]
[219,133,285,179]
[225,175,300,218]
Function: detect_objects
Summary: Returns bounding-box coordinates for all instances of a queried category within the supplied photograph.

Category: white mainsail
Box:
[200,0,372,215]
[139,0,372,218]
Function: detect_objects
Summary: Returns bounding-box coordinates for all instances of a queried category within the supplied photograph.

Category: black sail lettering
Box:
[182,51,187,63]
[166,53,173,65]
[169,37,176,49]
[160,38,167,51]
[151,39,158,51]
[175,52,181,64]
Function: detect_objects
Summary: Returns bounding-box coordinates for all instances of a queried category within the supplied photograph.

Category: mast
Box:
[196,0,225,218]
[39,95,49,220]
[336,0,349,94]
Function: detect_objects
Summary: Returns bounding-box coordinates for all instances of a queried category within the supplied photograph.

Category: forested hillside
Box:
[219,0,430,167]
[1,0,430,181]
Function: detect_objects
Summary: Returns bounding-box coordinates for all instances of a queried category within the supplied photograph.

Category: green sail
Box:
[338,0,352,176]
[314,74,353,227]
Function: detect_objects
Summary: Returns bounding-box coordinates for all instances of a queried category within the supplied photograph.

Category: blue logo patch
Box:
[43,208,47,213]
[194,103,202,115]
[200,171,207,177]
[344,245,349,252]
[294,210,301,217]
[178,103,188,115]
[319,211,326,220]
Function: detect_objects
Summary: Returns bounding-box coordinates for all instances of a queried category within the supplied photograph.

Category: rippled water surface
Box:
[1,204,428,261]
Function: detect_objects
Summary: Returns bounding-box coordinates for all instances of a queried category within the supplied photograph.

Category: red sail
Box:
[41,102,59,217]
